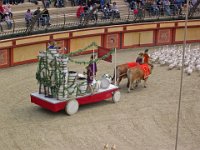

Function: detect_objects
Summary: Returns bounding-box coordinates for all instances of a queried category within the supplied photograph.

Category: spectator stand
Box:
[1,0,200,37]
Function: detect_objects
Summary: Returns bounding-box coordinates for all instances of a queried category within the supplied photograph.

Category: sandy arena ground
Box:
[0,47,200,150]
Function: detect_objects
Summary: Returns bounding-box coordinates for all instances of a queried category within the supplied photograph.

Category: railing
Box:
[0,4,200,40]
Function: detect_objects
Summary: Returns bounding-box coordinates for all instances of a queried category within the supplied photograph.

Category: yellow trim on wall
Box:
[73,29,104,37]
[178,21,200,27]
[53,33,69,39]
[126,24,157,31]
[70,36,101,52]
[107,27,123,32]
[175,28,200,41]
[0,41,12,48]
[13,43,46,63]
[140,31,153,44]
[124,32,140,46]
[175,28,184,41]
[160,23,175,28]
[16,36,49,45]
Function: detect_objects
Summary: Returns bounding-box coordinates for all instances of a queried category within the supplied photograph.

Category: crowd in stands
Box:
[76,3,98,21]
[25,7,51,28]
[76,1,120,21]
[127,0,198,17]
[3,0,24,5]
[0,0,199,32]
[0,0,52,31]
[0,2,13,31]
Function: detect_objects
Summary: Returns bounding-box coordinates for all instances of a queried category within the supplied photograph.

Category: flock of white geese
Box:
[150,44,200,75]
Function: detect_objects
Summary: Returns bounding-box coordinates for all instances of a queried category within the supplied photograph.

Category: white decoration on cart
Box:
[94,80,101,92]
[68,71,77,83]
[100,74,112,89]
[77,77,87,95]
[36,47,71,100]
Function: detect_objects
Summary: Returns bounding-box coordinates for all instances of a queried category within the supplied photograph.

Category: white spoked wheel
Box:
[112,91,121,103]
[65,99,79,115]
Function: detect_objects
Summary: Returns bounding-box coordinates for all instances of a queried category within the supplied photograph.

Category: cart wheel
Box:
[65,99,79,115]
[112,91,121,103]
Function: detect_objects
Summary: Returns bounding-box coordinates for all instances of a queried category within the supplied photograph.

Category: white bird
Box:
[103,144,109,150]
[186,67,193,75]
[111,144,116,150]
[177,63,182,70]
[168,63,177,70]
[196,65,200,71]
[160,60,166,66]
[150,44,200,75]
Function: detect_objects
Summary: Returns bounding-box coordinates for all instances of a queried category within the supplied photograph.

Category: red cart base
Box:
[31,84,120,115]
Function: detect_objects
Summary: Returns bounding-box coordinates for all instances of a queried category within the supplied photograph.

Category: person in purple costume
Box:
[86,54,97,93]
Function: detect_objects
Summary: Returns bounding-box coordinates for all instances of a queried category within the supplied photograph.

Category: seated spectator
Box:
[163,0,171,16]
[191,0,197,6]
[140,0,146,6]
[25,9,32,27]
[0,21,3,32]
[44,0,51,8]
[174,0,184,15]
[41,8,51,26]
[130,0,137,10]
[0,3,5,21]
[4,13,12,29]
[86,3,98,21]
[136,2,144,19]
[100,0,105,9]
[3,4,13,18]
[3,0,9,5]
[15,0,24,4]
[92,3,98,20]
[111,2,120,18]
[55,0,64,7]
[133,3,139,15]
[112,2,119,12]
[33,7,41,27]
[102,4,111,19]
[76,0,83,6]
[157,0,163,15]
[144,0,151,15]
[30,0,38,5]
[76,4,85,18]
[84,4,89,13]
[151,1,159,16]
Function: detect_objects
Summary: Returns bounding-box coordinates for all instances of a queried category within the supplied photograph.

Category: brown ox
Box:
[112,62,138,86]
[127,64,153,93]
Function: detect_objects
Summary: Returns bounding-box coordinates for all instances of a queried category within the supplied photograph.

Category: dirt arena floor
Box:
[0,47,200,150]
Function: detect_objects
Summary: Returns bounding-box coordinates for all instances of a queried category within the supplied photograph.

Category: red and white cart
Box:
[31,84,120,115]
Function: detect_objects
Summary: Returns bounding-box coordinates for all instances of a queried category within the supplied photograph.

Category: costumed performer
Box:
[86,54,97,93]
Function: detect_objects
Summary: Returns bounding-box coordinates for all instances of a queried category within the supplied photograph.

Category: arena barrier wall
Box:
[1,19,200,69]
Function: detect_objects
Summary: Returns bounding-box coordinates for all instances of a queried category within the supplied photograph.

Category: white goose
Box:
[150,44,200,75]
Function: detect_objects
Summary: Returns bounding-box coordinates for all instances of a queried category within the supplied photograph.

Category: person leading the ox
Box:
[143,49,153,71]
[143,49,150,64]
[136,53,143,65]
[86,54,97,93]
